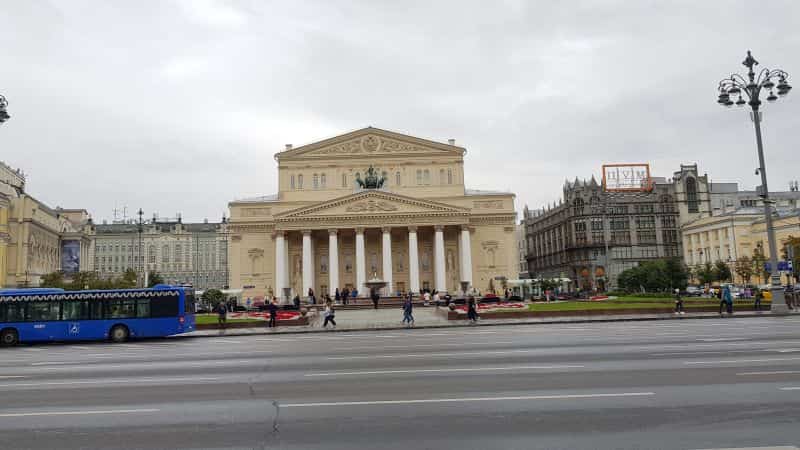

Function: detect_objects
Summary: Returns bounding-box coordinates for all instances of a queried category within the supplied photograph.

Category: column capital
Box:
[434,225,445,232]
[355,227,366,234]
[382,226,392,234]
[460,224,474,233]
[272,231,285,239]
[408,225,418,233]
[328,229,338,236]
[302,229,312,236]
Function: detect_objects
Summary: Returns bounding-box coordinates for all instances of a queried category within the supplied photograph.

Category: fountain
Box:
[364,271,388,296]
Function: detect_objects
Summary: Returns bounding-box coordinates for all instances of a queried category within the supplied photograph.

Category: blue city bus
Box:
[0,284,195,346]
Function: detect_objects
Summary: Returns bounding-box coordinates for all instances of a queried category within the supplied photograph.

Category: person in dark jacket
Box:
[402,292,414,326]
[754,288,763,311]
[322,300,336,329]
[267,299,278,328]
[293,294,301,310]
[720,285,733,315]
[467,296,479,323]
[342,287,350,306]
[217,302,227,329]
[335,288,341,304]
[371,288,380,309]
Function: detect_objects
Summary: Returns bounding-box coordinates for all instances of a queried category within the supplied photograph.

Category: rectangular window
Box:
[151,297,179,317]
[136,299,151,318]
[90,300,104,320]
[27,301,59,322]
[62,301,89,320]
[636,216,656,229]
[108,299,137,319]
[637,229,657,244]
[661,216,677,228]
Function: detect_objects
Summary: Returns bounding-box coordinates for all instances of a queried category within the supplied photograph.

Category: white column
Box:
[408,226,420,294]
[382,227,393,295]
[302,230,312,299]
[355,227,366,297]
[283,232,290,292]
[434,225,446,292]
[274,232,285,299]
[728,226,737,260]
[459,225,473,289]
[328,229,339,298]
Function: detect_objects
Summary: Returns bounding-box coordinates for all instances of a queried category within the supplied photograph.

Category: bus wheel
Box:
[109,325,129,343]
[0,328,19,347]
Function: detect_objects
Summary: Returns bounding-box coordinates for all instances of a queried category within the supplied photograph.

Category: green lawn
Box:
[195,314,263,325]
[526,299,769,312]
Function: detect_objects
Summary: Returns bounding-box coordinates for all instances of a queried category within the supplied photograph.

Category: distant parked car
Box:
[685,286,703,297]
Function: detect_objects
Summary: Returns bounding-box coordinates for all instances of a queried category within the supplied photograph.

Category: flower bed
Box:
[195,311,308,329]
[453,302,525,312]
[229,311,301,321]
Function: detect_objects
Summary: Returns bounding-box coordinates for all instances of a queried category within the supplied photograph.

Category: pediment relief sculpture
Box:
[345,200,399,213]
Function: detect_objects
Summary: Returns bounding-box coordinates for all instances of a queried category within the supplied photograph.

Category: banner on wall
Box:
[61,240,80,273]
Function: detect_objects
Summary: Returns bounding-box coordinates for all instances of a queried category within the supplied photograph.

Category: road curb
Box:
[179,311,784,339]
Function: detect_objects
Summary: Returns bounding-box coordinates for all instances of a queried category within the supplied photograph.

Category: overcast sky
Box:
[2,1,798,223]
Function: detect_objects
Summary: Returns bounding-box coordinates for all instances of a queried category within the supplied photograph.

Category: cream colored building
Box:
[682,207,800,284]
[0,161,92,288]
[228,127,517,300]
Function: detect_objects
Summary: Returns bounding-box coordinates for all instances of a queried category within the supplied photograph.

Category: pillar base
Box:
[770,303,791,315]
[770,289,790,316]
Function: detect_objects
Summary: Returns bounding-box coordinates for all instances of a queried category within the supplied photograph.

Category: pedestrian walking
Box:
[371,288,380,309]
[217,301,228,328]
[322,300,336,329]
[433,291,441,307]
[335,288,341,304]
[467,296,479,323]
[423,290,431,306]
[674,288,684,315]
[342,287,350,306]
[754,287,763,311]
[267,298,278,328]
[720,285,733,315]
[402,292,414,326]
[786,284,797,310]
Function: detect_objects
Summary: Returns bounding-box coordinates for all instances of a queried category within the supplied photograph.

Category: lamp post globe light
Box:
[0,95,9,124]
[717,50,792,314]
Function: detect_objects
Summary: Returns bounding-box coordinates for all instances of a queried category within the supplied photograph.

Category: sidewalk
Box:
[185,307,784,338]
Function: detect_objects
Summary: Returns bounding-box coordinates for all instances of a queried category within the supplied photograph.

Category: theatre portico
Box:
[228,127,517,302]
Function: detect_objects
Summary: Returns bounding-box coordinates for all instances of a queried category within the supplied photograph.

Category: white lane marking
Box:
[327,349,540,360]
[0,376,26,379]
[338,341,515,351]
[0,408,160,418]
[282,392,655,408]
[69,346,91,350]
[693,446,799,449]
[305,365,585,377]
[685,357,800,365]
[775,349,800,353]
[780,387,800,391]
[0,376,220,389]
[31,359,255,369]
[652,350,772,356]
[697,338,747,342]
[738,371,800,376]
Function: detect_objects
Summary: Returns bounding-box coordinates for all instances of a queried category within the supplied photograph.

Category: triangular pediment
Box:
[275,190,469,221]
[275,127,466,160]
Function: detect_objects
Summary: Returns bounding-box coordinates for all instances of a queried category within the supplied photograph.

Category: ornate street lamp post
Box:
[717,51,792,313]
[137,208,144,288]
[0,95,10,124]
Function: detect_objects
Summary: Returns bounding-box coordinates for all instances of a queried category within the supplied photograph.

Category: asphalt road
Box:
[2,316,800,450]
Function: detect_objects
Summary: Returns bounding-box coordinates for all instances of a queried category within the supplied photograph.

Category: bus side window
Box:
[89,300,104,320]
[151,297,179,317]
[62,301,89,321]
[0,303,5,322]
[28,301,58,321]
[136,299,150,318]
[6,303,25,322]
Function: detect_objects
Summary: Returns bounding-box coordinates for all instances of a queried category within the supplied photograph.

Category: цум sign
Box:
[602,164,653,192]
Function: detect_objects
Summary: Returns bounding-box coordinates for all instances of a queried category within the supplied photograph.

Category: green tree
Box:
[752,245,769,284]
[40,272,65,289]
[147,271,165,287]
[734,256,754,284]
[118,269,138,289]
[201,288,226,306]
[663,257,690,290]
[712,260,732,283]
[696,262,715,285]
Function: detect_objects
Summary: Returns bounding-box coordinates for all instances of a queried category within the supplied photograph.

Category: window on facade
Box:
[162,245,170,263]
[395,171,401,186]
[447,168,453,184]
[423,169,430,184]
[612,230,631,245]
[440,169,445,185]
[662,229,678,244]
[313,174,319,189]
[637,229,657,244]
[416,170,422,185]
[635,204,655,214]
[321,173,326,188]
[298,174,304,189]
[342,173,347,188]
[686,177,698,213]
[661,216,677,228]
[290,175,295,189]
[573,198,585,216]
[149,245,156,264]
[320,255,328,273]
[636,216,656,229]
[610,205,628,215]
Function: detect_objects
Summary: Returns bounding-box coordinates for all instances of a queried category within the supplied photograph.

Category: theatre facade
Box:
[228,127,516,301]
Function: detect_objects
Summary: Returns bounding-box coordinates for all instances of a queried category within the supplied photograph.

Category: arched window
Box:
[416,170,422,185]
[320,173,326,188]
[686,178,698,213]
[395,171,401,186]
[440,169,446,185]
[313,174,319,189]
[341,173,347,188]
[423,169,430,184]
[447,168,453,184]
[298,174,304,189]
[290,175,295,190]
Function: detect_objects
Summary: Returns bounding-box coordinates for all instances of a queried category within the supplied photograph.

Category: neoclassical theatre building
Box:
[228,127,517,301]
